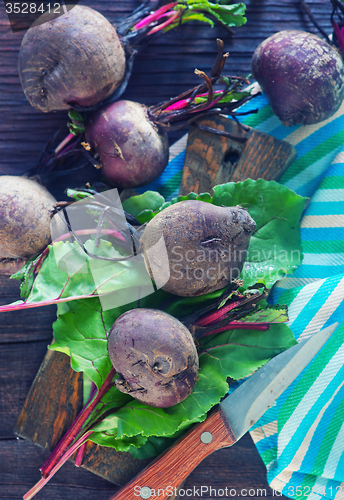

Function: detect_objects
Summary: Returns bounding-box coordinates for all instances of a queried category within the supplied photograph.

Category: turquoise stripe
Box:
[301,228,344,241]
[304,202,344,216]
[299,384,344,475]
[270,287,288,303]
[267,122,299,141]
[322,297,344,331]
[320,162,344,177]
[280,472,307,498]
[252,434,278,454]
[293,172,334,199]
[294,115,344,159]
[285,275,344,335]
[334,439,344,480]
[291,265,344,279]
[273,364,344,476]
[312,388,344,478]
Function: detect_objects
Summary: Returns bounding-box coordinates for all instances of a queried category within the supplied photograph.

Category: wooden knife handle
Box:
[108,407,236,500]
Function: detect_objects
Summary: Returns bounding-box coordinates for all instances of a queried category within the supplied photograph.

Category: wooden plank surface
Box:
[0,1,334,499]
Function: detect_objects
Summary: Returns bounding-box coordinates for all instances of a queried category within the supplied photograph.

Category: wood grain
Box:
[179,116,297,196]
[14,349,151,486]
[108,407,236,500]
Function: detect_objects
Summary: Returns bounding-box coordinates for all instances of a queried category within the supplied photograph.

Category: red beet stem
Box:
[24,430,93,500]
[40,368,116,478]
[54,132,75,156]
[148,10,180,34]
[134,1,178,30]
[195,300,242,327]
[197,322,270,339]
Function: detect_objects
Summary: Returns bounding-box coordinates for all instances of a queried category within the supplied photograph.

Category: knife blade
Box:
[108,323,338,500]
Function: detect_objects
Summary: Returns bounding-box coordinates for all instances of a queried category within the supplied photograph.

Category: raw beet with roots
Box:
[18,5,126,113]
[85,100,169,189]
[251,30,344,126]
[107,308,199,408]
[140,200,256,297]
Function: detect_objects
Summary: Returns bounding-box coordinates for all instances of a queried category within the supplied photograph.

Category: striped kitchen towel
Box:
[137,90,344,500]
[251,274,344,500]
[251,145,344,500]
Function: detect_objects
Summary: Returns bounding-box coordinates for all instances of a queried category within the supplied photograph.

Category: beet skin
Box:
[85,100,169,188]
[252,30,344,126]
[18,5,126,112]
[107,309,199,408]
[0,176,56,261]
[141,200,256,297]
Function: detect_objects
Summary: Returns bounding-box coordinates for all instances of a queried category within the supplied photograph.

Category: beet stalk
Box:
[23,368,117,500]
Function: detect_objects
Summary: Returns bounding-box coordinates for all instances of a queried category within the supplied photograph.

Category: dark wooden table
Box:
[0,1,333,499]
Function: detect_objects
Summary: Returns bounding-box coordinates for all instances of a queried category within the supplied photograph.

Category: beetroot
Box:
[107,308,199,408]
[18,5,126,113]
[251,30,344,126]
[0,176,57,271]
[85,100,169,189]
[140,200,256,297]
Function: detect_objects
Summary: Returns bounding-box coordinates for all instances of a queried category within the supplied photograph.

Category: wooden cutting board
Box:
[14,117,297,487]
[14,348,152,486]
[179,115,297,195]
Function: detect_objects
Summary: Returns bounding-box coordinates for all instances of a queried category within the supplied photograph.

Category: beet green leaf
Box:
[50,295,296,458]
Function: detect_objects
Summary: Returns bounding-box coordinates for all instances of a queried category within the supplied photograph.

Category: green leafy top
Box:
[43,179,304,458]
[6,179,306,314]
[169,1,247,31]
[50,291,296,459]
[3,178,306,459]
[132,1,246,36]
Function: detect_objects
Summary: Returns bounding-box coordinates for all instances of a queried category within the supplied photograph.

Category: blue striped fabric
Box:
[137,89,344,500]
[247,98,344,500]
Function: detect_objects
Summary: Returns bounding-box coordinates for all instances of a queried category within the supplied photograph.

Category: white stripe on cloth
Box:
[323,421,344,480]
[287,280,325,327]
[298,277,344,341]
[332,151,344,165]
[312,189,344,202]
[301,215,344,228]
[250,420,278,443]
[306,492,323,500]
[168,134,188,161]
[334,482,344,500]
[284,101,344,147]
[302,254,344,266]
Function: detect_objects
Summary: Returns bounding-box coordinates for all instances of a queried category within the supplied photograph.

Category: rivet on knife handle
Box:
[108,407,235,500]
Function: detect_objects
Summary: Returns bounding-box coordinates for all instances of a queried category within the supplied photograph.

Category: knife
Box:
[108,323,338,500]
